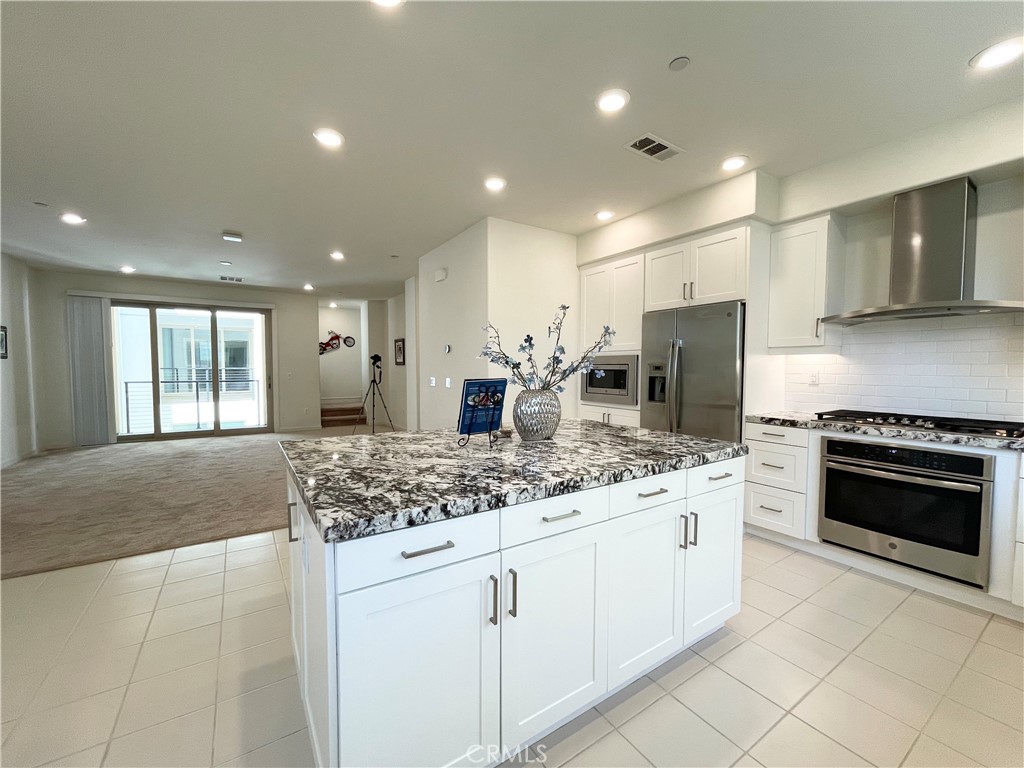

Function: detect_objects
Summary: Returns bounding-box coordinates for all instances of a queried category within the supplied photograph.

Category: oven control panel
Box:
[824,439,989,479]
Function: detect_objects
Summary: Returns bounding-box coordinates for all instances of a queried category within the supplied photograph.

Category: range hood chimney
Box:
[823,176,1023,325]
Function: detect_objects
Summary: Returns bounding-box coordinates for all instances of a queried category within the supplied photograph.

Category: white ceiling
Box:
[3,2,1021,299]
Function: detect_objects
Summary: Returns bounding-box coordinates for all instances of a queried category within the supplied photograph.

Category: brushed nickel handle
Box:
[679,514,689,549]
[759,504,784,513]
[400,540,455,559]
[287,502,298,543]
[509,569,518,617]
[690,281,695,300]
[708,472,733,481]
[760,462,786,470]
[690,512,699,546]
[638,488,669,499]
[815,318,822,338]
[489,575,498,626]
[761,431,786,437]
[683,282,687,301]
[542,509,583,523]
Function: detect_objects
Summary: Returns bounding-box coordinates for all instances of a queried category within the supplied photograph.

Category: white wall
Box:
[404,276,418,431]
[778,98,1024,222]
[784,314,1024,421]
[576,170,778,266]
[386,293,408,430]
[28,269,321,450]
[486,218,580,419]
[1,254,38,466]
[318,305,363,406]
[417,220,489,430]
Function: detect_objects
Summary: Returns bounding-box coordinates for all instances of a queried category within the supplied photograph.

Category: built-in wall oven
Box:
[580,354,638,407]
[818,438,993,589]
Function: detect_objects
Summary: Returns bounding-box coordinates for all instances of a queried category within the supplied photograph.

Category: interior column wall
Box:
[1,253,38,466]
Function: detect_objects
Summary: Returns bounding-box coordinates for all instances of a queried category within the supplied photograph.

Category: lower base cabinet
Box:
[501,526,608,750]
[336,554,501,768]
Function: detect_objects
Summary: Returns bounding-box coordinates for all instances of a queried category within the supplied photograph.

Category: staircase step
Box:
[321,413,366,427]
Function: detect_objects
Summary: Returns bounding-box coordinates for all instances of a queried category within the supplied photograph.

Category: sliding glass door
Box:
[111,302,271,439]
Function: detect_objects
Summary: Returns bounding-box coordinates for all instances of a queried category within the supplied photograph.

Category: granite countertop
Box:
[280,419,748,543]
[747,411,1024,452]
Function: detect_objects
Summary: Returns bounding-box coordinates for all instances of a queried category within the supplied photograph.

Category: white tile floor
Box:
[2,530,1022,767]
[1,529,312,767]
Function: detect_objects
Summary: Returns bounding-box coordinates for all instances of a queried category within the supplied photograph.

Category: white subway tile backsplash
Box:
[785,316,1024,421]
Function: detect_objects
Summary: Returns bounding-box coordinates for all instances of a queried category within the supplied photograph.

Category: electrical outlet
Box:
[809,371,819,385]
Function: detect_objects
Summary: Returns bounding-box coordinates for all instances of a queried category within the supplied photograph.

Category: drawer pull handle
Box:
[761,431,785,437]
[680,514,689,550]
[759,504,783,513]
[400,540,455,559]
[509,569,518,617]
[542,509,583,523]
[690,512,700,546]
[638,488,669,499]
[708,472,733,481]
[760,462,786,470]
[489,575,499,626]
[287,502,298,543]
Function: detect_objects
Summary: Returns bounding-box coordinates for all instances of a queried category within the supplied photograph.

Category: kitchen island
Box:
[280,420,748,768]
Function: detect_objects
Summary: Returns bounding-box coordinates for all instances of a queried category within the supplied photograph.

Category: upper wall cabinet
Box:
[767,216,845,348]
[580,254,643,350]
[644,227,748,313]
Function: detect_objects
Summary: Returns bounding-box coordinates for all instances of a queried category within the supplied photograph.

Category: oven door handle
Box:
[824,460,982,493]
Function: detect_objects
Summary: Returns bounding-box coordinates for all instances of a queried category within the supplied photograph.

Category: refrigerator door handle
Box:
[665,340,677,433]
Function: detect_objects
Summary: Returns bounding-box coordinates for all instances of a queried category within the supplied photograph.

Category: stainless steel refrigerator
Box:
[640,301,744,442]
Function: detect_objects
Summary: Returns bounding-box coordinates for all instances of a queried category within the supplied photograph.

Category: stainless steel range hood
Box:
[823,176,1024,326]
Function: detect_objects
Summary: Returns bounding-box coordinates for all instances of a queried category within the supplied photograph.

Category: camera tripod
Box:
[358,355,395,434]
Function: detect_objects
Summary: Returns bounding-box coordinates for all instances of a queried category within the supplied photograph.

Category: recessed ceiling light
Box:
[303,283,314,291]
[222,231,243,243]
[330,250,345,261]
[668,56,691,72]
[219,260,233,266]
[371,0,404,6]
[329,302,338,309]
[969,37,1024,69]
[596,89,630,113]
[484,176,507,192]
[313,128,344,149]
[721,155,749,172]
[595,210,615,221]
[60,212,87,225]
[119,265,136,274]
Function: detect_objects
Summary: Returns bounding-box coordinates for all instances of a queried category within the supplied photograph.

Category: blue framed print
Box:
[457,378,507,445]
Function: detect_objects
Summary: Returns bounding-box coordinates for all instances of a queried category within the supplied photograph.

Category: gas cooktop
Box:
[815,409,1024,439]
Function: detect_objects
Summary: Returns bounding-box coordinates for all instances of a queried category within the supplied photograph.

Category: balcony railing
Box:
[122,371,262,433]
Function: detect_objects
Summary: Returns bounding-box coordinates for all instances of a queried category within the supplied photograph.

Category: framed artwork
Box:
[0,325,7,360]
[457,378,507,438]
[394,338,406,366]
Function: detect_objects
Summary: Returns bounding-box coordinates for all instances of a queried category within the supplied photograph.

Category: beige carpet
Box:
[0,426,391,578]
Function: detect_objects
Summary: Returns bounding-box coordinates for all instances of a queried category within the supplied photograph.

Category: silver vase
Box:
[512,389,561,441]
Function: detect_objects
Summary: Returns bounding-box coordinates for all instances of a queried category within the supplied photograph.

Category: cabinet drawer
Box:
[746,440,808,493]
[608,470,687,518]
[744,483,806,539]
[745,423,809,447]
[686,456,745,497]
[500,487,609,548]
[335,510,499,593]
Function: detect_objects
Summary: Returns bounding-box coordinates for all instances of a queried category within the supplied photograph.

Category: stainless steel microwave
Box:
[580,354,638,407]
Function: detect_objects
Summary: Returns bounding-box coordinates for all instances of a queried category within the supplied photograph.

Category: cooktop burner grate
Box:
[814,409,1024,439]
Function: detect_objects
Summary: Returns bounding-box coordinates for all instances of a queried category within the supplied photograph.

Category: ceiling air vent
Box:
[625,133,684,163]
[219,275,244,283]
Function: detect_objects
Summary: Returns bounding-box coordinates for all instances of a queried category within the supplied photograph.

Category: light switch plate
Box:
[445,377,451,388]
[429,377,436,387]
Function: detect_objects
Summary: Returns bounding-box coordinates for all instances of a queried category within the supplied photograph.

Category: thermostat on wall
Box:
[434,268,448,283]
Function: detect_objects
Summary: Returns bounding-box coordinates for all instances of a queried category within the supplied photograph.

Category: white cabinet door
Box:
[606,503,685,689]
[501,526,608,749]
[607,409,641,427]
[768,217,831,347]
[690,227,747,305]
[287,477,305,693]
[645,243,689,312]
[580,265,612,353]
[337,553,502,768]
[302,505,337,768]
[578,405,607,423]
[682,485,743,645]
[610,254,644,350]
